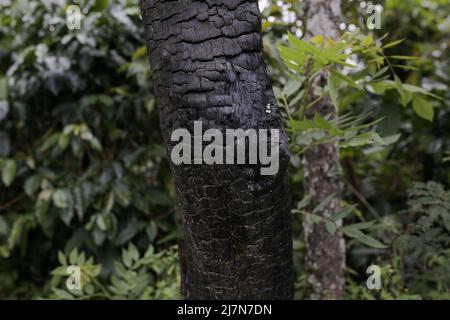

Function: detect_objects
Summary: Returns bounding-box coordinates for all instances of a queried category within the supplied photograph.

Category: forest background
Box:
[0,0,449,299]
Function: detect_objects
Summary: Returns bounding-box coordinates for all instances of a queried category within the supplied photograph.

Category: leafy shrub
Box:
[49,243,180,300]
[0,0,179,298]
[395,182,450,298]
[0,0,449,300]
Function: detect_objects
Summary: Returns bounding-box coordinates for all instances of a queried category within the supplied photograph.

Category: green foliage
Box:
[287,112,400,154]
[1,159,16,187]
[49,244,180,300]
[345,260,421,300]
[268,0,449,300]
[0,0,178,298]
[394,182,450,298]
[278,24,415,259]
[0,0,449,300]
[277,30,440,125]
[294,195,387,249]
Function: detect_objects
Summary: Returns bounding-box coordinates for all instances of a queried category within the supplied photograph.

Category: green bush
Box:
[0,0,179,298]
[0,0,449,299]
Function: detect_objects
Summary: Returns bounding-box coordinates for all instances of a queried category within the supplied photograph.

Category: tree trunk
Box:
[140,0,294,299]
[302,0,346,299]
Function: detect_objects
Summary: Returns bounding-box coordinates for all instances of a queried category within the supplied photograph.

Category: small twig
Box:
[0,195,25,213]
[281,94,293,121]
[346,181,381,220]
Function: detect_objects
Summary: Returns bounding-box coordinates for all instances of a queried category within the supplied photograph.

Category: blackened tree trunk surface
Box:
[140,0,294,299]
[303,0,346,299]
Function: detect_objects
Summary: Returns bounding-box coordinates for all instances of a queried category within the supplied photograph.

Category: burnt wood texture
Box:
[140,0,294,299]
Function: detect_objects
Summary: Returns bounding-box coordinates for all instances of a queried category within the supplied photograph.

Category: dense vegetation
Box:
[0,0,448,299]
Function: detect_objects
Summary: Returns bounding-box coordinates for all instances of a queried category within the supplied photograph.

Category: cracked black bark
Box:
[140,0,294,299]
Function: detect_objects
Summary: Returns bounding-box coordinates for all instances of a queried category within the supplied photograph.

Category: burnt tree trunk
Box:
[303,0,346,299]
[140,0,294,299]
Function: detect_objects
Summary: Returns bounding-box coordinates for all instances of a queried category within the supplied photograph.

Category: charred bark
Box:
[303,0,346,299]
[140,0,294,299]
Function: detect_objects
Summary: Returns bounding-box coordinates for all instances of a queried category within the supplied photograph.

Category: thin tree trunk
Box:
[303,0,346,299]
[140,0,294,299]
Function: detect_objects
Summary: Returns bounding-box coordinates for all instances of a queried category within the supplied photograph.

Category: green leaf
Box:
[58,133,70,151]
[344,132,379,147]
[40,133,60,152]
[0,78,8,100]
[371,66,389,79]
[368,81,394,95]
[148,188,172,206]
[53,288,75,300]
[288,118,315,131]
[122,248,132,268]
[272,86,283,101]
[314,114,335,130]
[311,35,324,45]
[146,222,158,242]
[69,248,78,265]
[402,83,442,100]
[412,96,434,121]
[287,32,328,65]
[330,204,357,221]
[325,221,337,235]
[98,95,114,107]
[279,45,308,69]
[96,215,107,231]
[343,226,365,238]
[76,252,86,265]
[89,137,103,151]
[58,251,67,265]
[313,194,335,214]
[348,220,376,230]
[0,217,8,237]
[51,266,68,276]
[394,74,405,100]
[2,160,17,187]
[382,133,401,145]
[53,189,69,209]
[128,243,139,262]
[132,46,148,60]
[392,64,419,71]
[362,35,374,46]
[297,194,313,210]
[389,55,419,60]
[356,234,388,249]
[382,39,405,49]
[328,74,338,109]
[92,0,109,11]
[308,213,322,224]
[283,79,303,97]
[371,132,387,145]
[400,90,413,106]
[24,175,42,197]
[330,69,360,89]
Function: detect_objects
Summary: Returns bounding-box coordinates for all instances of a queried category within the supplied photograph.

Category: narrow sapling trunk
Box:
[303,0,346,299]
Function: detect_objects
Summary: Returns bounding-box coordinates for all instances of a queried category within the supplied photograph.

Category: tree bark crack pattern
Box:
[141,0,294,299]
